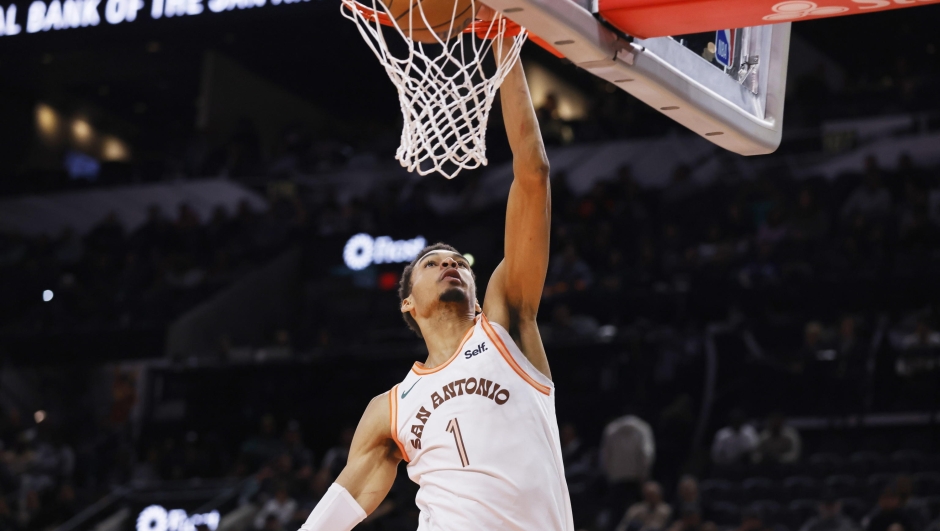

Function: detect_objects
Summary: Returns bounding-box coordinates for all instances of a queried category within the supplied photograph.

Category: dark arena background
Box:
[2,1,940,530]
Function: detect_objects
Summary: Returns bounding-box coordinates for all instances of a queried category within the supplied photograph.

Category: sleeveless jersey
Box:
[389,313,574,531]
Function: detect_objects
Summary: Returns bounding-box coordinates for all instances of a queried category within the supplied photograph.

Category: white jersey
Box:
[390,313,574,531]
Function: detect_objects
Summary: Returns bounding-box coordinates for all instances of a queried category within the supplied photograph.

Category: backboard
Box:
[484,0,792,155]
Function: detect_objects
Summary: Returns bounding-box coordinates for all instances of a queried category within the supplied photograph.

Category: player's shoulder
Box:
[349,392,393,446]
[362,391,391,425]
[349,391,406,461]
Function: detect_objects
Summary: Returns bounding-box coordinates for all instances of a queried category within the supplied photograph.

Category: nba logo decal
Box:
[715,29,733,68]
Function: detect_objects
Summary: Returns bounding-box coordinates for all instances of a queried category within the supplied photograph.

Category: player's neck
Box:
[419,309,476,370]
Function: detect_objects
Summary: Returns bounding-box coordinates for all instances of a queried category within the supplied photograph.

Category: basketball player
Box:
[298,20,573,531]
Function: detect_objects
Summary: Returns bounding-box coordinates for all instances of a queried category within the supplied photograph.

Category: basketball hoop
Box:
[341,0,527,179]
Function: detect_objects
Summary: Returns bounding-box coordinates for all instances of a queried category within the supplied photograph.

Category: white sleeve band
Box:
[298,483,367,531]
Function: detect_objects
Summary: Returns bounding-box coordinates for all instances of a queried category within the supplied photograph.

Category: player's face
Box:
[406,251,478,314]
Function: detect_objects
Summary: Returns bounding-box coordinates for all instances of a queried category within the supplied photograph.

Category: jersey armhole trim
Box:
[480,315,552,396]
[388,386,410,463]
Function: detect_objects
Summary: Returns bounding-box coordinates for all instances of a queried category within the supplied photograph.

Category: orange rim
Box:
[342,0,525,39]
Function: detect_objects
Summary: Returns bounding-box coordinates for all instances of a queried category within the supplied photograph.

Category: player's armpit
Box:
[484,260,553,382]
[334,392,402,515]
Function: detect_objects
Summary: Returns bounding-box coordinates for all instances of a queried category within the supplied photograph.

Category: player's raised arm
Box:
[298,393,401,531]
[482,31,552,379]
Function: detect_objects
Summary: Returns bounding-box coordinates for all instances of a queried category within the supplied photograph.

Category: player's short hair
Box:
[399,242,474,338]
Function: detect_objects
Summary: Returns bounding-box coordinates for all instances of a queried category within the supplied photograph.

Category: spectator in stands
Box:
[656,396,695,485]
[132,445,161,482]
[0,497,16,531]
[55,227,84,265]
[928,174,940,227]
[30,482,77,529]
[271,452,297,494]
[841,161,893,222]
[898,315,940,352]
[253,482,297,530]
[789,187,830,243]
[132,205,171,254]
[837,316,863,369]
[757,206,788,246]
[599,248,627,291]
[18,488,43,530]
[738,242,780,288]
[560,422,593,481]
[668,504,711,531]
[895,315,940,378]
[691,223,729,268]
[659,223,688,278]
[615,481,673,531]
[282,420,313,478]
[753,413,801,464]
[736,506,773,531]
[711,409,758,465]
[795,321,827,374]
[561,422,595,530]
[536,93,568,145]
[261,514,282,531]
[241,414,284,470]
[543,303,599,344]
[545,244,594,297]
[896,178,937,251]
[896,476,931,531]
[673,475,701,517]
[611,166,649,228]
[85,211,126,255]
[662,165,697,210]
[601,410,655,509]
[669,474,700,531]
[723,203,752,242]
[863,484,917,531]
[800,493,858,531]
[319,426,354,483]
[578,184,616,224]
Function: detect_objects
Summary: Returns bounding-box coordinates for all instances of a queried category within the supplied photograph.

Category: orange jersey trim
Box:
[411,317,477,375]
[480,315,552,396]
[388,386,410,462]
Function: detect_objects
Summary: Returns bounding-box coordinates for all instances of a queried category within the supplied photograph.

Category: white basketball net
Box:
[341,0,527,179]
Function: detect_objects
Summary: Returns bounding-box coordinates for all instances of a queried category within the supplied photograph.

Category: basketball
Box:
[381,0,479,43]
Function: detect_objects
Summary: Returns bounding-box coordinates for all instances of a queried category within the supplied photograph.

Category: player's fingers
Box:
[477,3,496,21]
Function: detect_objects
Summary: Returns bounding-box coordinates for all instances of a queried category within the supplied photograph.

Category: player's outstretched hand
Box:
[476,2,496,20]
[476,2,517,67]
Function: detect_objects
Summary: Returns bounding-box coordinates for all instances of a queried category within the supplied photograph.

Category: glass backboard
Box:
[485,0,791,155]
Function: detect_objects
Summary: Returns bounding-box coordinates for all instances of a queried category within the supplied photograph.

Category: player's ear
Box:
[401,296,414,314]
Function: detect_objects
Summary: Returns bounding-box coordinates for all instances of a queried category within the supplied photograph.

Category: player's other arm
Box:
[482,44,552,379]
[299,393,401,531]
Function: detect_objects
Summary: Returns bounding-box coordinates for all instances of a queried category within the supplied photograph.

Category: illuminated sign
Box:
[0,0,309,38]
[136,505,220,531]
[343,233,426,271]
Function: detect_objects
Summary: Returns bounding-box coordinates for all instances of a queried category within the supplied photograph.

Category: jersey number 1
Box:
[446,418,470,467]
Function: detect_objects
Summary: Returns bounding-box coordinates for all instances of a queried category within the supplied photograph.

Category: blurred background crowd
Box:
[1,154,938,531]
